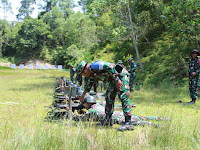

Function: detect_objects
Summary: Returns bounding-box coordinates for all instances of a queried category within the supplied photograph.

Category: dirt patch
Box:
[23,59,52,69]
[0,63,11,67]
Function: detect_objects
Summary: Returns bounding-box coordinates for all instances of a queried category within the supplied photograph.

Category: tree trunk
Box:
[127,3,144,71]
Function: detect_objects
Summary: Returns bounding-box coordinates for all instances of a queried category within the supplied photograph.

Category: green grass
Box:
[0,69,200,149]
[0,66,11,69]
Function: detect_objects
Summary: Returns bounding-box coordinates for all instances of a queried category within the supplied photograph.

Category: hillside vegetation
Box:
[0,0,200,85]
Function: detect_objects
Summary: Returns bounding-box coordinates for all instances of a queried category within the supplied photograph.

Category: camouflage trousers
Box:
[93,79,99,92]
[70,75,74,83]
[76,75,82,86]
[131,116,159,126]
[129,73,136,91]
[84,77,89,89]
[105,74,132,117]
[189,77,200,99]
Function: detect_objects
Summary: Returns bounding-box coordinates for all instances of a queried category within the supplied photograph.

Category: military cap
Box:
[128,58,133,62]
[76,61,88,75]
[191,49,199,55]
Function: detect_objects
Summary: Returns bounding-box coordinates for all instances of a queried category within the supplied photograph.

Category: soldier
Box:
[128,58,137,92]
[84,77,89,89]
[72,96,170,127]
[76,60,133,131]
[185,49,200,105]
[117,60,123,65]
[93,78,99,93]
[75,65,83,86]
[69,65,76,83]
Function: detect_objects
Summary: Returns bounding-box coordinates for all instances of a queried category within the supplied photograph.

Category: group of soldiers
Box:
[70,65,100,92]
[70,58,137,93]
[45,50,199,132]
[45,76,170,131]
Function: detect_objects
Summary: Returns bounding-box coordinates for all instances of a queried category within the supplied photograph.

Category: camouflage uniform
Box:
[70,67,76,83]
[75,71,83,86]
[188,57,200,100]
[73,103,167,126]
[84,77,89,89]
[73,103,105,121]
[84,60,132,117]
[93,78,99,92]
[129,60,137,91]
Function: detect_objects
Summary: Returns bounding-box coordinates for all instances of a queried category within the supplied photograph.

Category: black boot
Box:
[118,116,134,131]
[184,98,196,105]
[96,114,113,127]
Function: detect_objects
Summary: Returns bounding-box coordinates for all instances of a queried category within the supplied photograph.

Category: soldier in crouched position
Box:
[76,60,133,131]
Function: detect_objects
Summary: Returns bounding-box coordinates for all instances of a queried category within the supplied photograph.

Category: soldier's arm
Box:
[195,59,200,76]
[103,62,123,89]
[84,78,94,92]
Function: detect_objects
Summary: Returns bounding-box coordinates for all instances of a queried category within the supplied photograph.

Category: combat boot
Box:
[96,115,113,127]
[184,98,196,105]
[118,116,134,131]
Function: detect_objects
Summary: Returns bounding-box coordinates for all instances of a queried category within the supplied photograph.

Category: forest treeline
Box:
[0,0,200,85]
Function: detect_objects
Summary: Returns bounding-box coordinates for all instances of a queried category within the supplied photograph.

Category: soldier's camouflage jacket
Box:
[73,103,169,126]
[84,61,121,92]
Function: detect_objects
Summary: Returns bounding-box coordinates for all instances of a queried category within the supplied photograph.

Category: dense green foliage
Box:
[0,0,200,85]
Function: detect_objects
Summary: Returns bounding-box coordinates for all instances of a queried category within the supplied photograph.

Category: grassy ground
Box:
[0,69,200,150]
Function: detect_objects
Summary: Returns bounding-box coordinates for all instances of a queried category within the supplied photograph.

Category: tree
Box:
[0,0,12,20]
[15,18,49,60]
[79,0,150,70]
[162,0,200,51]
[65,11,97,50]
[17,0,36,20]
[38,0,74,18]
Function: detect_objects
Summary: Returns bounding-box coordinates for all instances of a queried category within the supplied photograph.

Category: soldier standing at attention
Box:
[76,60,134,131]
[186,49,200,105]
[69,65,76,83]
[128,58,137,92]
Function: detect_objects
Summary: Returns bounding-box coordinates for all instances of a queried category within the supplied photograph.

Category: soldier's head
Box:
[76,61,92,77]
[117,60,123,64]
[191,49,199,58]
[128,58,133,63]
[82,95,96,109]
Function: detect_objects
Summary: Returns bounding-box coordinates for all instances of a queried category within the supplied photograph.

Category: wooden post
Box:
[68,86,72,128]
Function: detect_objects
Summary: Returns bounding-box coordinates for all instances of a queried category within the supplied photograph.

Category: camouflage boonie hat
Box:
[76,61,88,75]
[84,95,96,104]
[128,58,133,61]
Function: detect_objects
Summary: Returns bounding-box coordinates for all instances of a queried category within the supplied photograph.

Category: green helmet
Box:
[76,61,88,75]
[84,95,96,104]
[77,90,84,97]
[128,58,133,62]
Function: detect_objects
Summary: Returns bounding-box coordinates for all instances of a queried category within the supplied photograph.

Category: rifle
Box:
[44,104,85,121]
[53,104,85,112]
